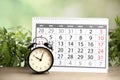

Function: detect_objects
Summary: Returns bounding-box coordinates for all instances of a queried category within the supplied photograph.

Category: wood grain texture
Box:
[0,67,120,80]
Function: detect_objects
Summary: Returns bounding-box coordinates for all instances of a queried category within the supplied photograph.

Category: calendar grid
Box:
[35,24,107,68]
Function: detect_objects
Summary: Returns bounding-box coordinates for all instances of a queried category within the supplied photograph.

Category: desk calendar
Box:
[32,17,108,73]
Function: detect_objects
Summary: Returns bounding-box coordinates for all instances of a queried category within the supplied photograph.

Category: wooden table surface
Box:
[0,67,120,80]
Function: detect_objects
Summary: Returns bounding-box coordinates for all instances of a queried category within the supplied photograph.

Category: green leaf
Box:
[115,16,120,27]
[1,42,11,66]
[3,27,7,34]
[13,57,20,67]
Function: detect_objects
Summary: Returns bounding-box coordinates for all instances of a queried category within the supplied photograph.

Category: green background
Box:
[0,0,120,30]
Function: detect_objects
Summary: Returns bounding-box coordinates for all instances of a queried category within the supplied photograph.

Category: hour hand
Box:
[33,55,40,60]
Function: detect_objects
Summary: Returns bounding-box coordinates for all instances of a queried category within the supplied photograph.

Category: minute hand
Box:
[40,53,44,61]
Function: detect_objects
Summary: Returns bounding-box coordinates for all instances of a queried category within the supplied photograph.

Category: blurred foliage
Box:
[0,27,31,67]
[109,16,120,66]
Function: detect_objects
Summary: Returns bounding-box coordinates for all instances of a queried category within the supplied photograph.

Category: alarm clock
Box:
[28,37,54,73]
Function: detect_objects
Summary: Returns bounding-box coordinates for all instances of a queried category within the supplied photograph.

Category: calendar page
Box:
[32,17,108,73]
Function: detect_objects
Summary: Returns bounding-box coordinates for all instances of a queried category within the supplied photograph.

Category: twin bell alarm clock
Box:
[28,37,54,73]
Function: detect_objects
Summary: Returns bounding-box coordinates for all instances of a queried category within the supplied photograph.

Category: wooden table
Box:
[0,67,120,80]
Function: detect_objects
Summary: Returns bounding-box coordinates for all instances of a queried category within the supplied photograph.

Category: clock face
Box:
[28,47,53,73]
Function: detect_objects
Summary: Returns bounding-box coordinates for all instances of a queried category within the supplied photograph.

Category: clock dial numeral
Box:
[47,62,50,66]
[32,63,34,65]
[44,66,46,69]
[39,67,42,70]
[31,59,33,61]
[36,66,38,68]
[36,52,38,54]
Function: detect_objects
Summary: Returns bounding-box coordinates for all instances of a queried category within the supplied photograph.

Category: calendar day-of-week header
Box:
[36,24,107,29]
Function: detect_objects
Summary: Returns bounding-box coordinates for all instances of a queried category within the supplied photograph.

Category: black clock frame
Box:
[28,47,54,74]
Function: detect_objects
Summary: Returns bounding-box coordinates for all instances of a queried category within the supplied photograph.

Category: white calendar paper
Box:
[32,17,108,73]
